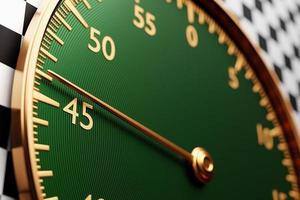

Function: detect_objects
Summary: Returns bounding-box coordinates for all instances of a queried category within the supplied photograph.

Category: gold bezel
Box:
[10,0,300,199]
[11,0,59,199]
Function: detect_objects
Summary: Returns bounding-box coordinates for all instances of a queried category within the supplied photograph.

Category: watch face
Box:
[8,0,300,200]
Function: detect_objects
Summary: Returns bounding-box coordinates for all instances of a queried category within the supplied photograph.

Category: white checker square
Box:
[240,19,258,45]
[0,62,14,108]
[291,59,300,80]
[287,23,300,46]
[1,195,15,200]
[222,0,243,17]
[277,30,294,56]
[264,3,280,28]
[273,0,289,20]
[252,10,269,38]
[0,148,7,195]
[0,0,26,35]
[267,39,285,67]
[282,68,299,96]
[26,0,42,8]
[285,0,298,13]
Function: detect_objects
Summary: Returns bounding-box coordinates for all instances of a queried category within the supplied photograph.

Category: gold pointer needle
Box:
[47,69,214,183]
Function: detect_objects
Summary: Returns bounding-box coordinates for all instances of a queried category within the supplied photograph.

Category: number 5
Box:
[80,102,93,130]
[133,5,145,29]
[145,13,156,36]
[88,27,101,53]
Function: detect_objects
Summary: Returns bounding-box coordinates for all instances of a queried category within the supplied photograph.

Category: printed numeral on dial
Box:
[272,190,287,200]
[257,124,274,150]
[88,27,116,61]
[85,194,104,200]
[63,98,94,130]
[133,2,157,36]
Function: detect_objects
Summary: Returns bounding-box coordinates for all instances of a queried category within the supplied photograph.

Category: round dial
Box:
[11,0,300,199]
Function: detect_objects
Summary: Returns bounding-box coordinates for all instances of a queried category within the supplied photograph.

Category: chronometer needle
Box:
[47,70,214,183]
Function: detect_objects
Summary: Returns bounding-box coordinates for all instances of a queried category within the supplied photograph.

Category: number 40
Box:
[85,195,104,200]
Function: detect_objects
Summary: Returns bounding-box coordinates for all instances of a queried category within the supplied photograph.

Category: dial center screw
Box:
[191,147,214,183]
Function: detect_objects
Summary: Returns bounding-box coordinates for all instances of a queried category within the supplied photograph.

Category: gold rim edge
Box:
[11,0,60,199]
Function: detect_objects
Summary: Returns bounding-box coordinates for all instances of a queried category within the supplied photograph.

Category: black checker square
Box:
[0,106,10,149]
[269,25,277,41]
[294,45,300,58]
[0,25,21,69]
[258,34,268,52]
[274,64,283,82]
[255,0,263,12]
[280,18,287,31]
[289,93,298,111]
[289,11,295,22]
[22,3,37,35]
[2,151,18,199]
[243,3,253,21]
[284,54,292,70]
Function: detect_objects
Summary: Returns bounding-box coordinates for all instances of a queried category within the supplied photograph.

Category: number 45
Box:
[133,4,157,36]
[63,98,94,130]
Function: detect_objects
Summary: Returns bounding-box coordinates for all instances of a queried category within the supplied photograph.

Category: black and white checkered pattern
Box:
[223,0,300,130]
[0,0,42,199]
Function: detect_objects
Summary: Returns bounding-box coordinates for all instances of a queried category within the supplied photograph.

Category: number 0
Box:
[102,36,116,61]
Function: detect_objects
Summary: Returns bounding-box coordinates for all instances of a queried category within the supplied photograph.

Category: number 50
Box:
[88,27,116,61]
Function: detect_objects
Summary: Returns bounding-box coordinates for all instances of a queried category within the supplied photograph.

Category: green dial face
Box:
[13,0,300,200]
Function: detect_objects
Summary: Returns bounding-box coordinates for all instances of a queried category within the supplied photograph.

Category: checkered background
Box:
[0,0,42,199]
[0,0,299,199]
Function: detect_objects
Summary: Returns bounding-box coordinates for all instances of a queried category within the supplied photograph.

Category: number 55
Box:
[133,4,157,36]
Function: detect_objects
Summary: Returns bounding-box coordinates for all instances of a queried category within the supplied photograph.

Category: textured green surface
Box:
[36,0,290,199]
